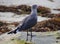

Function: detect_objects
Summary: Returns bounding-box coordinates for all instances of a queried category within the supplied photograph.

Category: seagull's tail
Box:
[8,29,17,34]
[8,27,20,34]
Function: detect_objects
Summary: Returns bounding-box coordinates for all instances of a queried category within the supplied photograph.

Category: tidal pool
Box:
[0,31,60,44]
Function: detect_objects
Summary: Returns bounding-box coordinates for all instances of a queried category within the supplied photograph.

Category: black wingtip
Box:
[7,31,13,34]
[7,30,17,34]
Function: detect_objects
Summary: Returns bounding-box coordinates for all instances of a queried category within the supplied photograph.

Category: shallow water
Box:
[0,32,58,44]
[0,30,60,44]
[18,32,57,44]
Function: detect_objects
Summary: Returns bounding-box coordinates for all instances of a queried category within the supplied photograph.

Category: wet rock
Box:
[54,14,60,18]
[56,40,59,43]
[31,18,60,32]
[53,8,60,11]
[0,32,3,35]
[0,5,7,12]
[37,6,51,14]
[39,13,56,18]
[0,21,12,34]
[25,42,32,44]
[16,5,31,14]
[0,5,51,15]
[39,13,60,18]
[49,0,54,2]
[0,21,7,27]
[11,39,15,41]
[0,5,22,14]
[56,37,60,39]
[8,22,19,27]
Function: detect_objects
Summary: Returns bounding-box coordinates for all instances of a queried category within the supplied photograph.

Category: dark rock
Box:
[56,40,59,43]
[56,37,60,39]
[37,6,51,14]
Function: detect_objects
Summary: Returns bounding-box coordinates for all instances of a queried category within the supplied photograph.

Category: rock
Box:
[0,5,51,15]
[16,5,31,14]
[0,21,7,27]
[0,5,21,14]
[31,18,60,32]
[53,8,60,11]
[48,0,54,2]
[56,37,60,39]
[37,6,51,14]
[56,40,59,43]
[0,21,12,34]
[0,5,7,12]
[25,42,32,44]
[0,32,3,35]
[54,14,60,18]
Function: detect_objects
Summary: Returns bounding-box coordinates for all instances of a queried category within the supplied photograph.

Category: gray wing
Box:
[16,16,31,30]
[18,15,31,28]
[7,15,30,34]
[18,15,37,30]
[8,14,37,34]
[17,15,30,28]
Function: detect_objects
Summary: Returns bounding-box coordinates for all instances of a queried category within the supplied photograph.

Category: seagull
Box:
[8,5,38,41]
